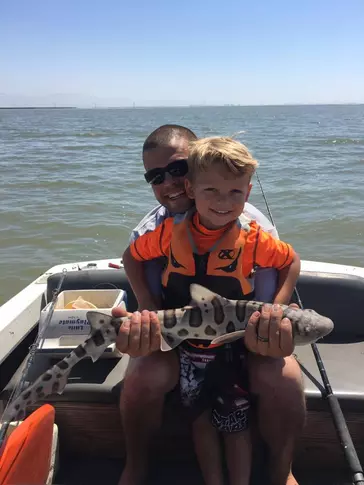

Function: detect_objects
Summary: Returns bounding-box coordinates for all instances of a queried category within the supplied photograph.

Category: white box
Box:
[38,289,127,357]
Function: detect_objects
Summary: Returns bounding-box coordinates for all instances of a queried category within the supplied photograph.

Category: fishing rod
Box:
[0,269,67,448]
[255,171,364,485]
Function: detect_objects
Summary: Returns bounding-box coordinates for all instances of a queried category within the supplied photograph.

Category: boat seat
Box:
[295,341,364,410]
[2,268,363,412]
[46,268,364,344]
[291,270,364,344]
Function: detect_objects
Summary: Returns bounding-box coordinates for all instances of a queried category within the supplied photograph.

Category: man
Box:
[114,125,306,485]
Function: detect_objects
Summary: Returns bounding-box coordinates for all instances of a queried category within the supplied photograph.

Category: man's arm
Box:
[123,218,172,310]
[126,204,170,304]
[115,205,169,356]
[123,246,162,310]
[113,304,162,357]
[128,204,168,244]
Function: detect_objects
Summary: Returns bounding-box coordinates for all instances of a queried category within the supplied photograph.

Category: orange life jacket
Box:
[161,209,255,350]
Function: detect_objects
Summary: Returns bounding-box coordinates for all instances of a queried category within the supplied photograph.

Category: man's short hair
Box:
[143,124,197,152]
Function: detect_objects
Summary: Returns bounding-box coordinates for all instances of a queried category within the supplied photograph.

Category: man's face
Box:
[143,137,193,214]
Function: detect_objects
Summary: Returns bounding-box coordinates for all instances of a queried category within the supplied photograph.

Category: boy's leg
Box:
[192,410,225,485]
[179,347,225,485]
[210,342,252,485]
[223,429,252,485]
[118,350,179,485]
[248,353,305,485]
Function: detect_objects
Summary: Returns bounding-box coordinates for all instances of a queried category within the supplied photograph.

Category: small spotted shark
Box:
[2,284,333,422]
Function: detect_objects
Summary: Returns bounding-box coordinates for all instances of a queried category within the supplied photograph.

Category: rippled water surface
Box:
[1,105,364,303]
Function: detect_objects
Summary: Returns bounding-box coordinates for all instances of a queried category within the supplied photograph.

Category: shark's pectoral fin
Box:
[211,330,246,346]
[88,343,109,363]
[160,333,185,352]
[83,315,117,362]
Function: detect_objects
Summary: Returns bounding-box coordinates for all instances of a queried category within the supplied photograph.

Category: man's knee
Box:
[122,350,179,403]
[248,354,305,401]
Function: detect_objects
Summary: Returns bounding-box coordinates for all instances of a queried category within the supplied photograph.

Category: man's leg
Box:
[248,354,306,485]
[223,429,252,485]
[118,350,179,485]
[192,410,225,485]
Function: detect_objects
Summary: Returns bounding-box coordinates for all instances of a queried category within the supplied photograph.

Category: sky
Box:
[1,0,364,107]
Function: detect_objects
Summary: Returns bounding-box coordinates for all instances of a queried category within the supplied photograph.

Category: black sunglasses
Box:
[144,159,189,185]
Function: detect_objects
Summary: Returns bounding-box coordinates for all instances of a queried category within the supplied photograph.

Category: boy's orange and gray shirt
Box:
[128,202,281,302]
[130,211,293,280]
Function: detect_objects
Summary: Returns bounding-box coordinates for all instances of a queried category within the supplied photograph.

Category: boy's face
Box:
[185,166,252,230]
[143,137,193,214]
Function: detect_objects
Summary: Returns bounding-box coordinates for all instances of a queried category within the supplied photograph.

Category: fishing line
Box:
[0,269,67,448]
[254,169,364,485]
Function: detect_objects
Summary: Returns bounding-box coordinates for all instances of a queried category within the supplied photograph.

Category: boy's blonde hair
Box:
[187,136,258,180]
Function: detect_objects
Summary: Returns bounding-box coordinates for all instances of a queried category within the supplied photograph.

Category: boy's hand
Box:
[112,306,162,357]
[244,303,300,358]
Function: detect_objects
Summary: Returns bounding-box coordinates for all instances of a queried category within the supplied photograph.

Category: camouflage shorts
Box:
[177,341,251,433]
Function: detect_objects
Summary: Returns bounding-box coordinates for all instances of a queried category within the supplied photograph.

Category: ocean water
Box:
[0,105,363,304]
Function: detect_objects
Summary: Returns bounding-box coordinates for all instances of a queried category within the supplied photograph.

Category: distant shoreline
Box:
[0,103,362,110]
[0,106,77,110]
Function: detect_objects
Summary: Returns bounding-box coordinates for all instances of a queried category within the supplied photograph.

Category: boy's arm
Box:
[244,226,301,358]
[123,219,172,310]
[273,251,301,305]
[252,224,301,305]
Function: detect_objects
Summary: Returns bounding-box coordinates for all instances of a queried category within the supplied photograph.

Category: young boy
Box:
[122,136,301,485]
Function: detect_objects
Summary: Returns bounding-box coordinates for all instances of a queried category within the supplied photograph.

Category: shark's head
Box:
[84,310,122,360]
[293,308,334,345]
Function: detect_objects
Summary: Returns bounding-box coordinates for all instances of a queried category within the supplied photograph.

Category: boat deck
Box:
[2,339,364,478]
[54,456,353,485]
[1,264,364,483]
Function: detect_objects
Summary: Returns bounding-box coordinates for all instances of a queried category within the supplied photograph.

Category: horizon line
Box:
[0,102,363,110]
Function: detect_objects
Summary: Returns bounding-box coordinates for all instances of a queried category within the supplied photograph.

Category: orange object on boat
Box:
[0,404,55,484]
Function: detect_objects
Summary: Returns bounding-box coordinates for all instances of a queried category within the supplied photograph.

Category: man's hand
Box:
[244,303,300,358]
[112,306,162,357]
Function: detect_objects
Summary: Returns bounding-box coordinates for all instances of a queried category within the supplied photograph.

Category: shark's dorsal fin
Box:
[189,284,229,305]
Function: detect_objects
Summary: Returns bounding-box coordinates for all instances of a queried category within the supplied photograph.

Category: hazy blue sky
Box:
[1,0,363,106]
